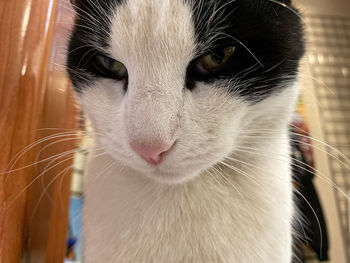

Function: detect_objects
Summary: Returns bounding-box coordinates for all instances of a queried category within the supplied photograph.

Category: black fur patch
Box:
[187,0,304,101]
[67,0,124,92]
[67,0,304,101]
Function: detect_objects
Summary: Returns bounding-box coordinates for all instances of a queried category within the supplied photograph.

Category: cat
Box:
[67,0,304,262]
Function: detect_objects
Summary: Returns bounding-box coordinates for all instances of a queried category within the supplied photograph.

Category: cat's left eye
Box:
[94,55,128,80]
[195,46,236,75]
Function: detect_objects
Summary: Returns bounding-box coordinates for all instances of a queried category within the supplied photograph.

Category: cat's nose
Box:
[130,141,174,165]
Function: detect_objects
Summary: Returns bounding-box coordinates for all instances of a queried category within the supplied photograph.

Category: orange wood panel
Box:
[0,0,77,262]
[26,71,78,263]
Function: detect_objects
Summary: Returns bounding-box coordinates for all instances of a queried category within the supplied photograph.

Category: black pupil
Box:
[211,50,225,64]
[106,59,113,68]
[102,57,116,70]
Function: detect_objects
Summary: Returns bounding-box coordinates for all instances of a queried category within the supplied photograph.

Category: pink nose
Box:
[130,142,174,165]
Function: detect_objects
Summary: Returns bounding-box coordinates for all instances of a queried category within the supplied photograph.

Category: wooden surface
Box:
[0,0,77,262]
[26,71,77,263]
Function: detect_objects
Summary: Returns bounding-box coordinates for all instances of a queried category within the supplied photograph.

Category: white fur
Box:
[78,0,299,262]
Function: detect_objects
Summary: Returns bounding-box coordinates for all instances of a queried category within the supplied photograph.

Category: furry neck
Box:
[83,130,293,262]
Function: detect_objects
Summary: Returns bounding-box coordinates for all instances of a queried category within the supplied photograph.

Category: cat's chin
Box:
[143,172,199,185]
[104,150,205,184]
[118,162,200,185]
[142,169,200,185]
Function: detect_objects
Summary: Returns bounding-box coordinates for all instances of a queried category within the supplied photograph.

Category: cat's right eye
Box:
[93,54,128,80]
[194,46,236,75]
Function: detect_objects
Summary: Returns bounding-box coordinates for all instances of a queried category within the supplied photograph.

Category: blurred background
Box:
[293,0,350,262]
[0,0,349,262]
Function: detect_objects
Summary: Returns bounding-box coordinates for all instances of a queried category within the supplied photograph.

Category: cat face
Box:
[67,0,304,184]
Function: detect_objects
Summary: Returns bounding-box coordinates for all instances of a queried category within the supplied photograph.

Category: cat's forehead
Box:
[73,0,300,55]
[69,0,304,97]
[73,0,243,56]
[109,0,196,64]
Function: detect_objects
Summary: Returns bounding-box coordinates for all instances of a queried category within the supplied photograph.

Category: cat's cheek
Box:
[77,79,125,126]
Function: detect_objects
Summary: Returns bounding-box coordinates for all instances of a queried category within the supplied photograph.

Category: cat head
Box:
[67,0,304,184]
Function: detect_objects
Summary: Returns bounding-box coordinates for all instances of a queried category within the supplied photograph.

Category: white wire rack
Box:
[305,14,350,262]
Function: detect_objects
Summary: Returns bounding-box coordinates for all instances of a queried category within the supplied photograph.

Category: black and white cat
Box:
[67,0,304,262]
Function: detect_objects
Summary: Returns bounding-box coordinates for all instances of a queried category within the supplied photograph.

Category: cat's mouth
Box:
[101,139,225,184]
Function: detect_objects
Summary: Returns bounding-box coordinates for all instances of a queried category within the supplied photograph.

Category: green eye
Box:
[196,46,236,74]
[94,55,127,79]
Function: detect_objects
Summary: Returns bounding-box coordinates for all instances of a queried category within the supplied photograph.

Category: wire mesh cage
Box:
[305,14,350,262]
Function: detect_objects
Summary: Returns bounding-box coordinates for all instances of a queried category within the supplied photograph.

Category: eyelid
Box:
[93,54,128,80]
[96,54,117,63]
[193,45,236,75]
[194,45,236,63]
[196,42,237,57]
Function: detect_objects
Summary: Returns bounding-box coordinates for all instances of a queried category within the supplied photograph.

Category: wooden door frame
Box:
[0,0,77,262]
